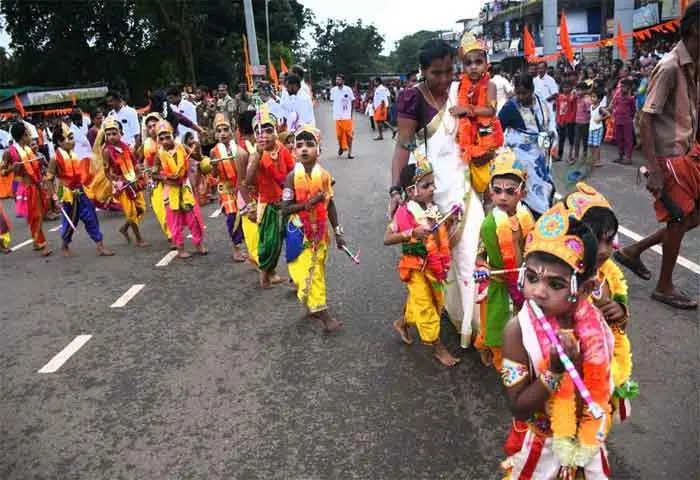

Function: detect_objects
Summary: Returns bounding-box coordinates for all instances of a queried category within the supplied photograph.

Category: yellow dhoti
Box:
[150,182,171,240]
[118,190,146,224]
[288,241,328,313]
[405,271,443,344]
[242,215,259,265]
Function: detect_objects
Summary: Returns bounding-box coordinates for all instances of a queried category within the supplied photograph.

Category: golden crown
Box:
[252,103,277,129]
[156,119,173,136]
[565,182,612,221]
[412,150,434,183]
[213,113,230,130]
[490,148,527,182]
[294,124,320,143]
[459,32,487,57]
[102,117,120,132]
[524,203,586,273]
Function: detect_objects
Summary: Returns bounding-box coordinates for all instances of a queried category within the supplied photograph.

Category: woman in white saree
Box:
[390,40,484,348]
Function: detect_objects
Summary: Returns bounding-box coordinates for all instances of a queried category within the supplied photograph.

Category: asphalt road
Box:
[1,103,698,479]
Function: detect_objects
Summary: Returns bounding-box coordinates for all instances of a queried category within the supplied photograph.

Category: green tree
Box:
[390,30,442,74]
[306,19,384,82]
[0,0,310,99]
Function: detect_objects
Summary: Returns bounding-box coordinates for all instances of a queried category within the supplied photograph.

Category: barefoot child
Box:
[101,117,149,247]
[138,112,172,244]
[384,154,458,367]
[154,119,207,258]
[211,113,248,262]
[588,91,609,167]
[451,32,503,195]
[473,149,534,369]
[500,203,614,479]
[282,125,345,333]
[565,182,638,423]
[245,105,294,288]
[47,123,114,257]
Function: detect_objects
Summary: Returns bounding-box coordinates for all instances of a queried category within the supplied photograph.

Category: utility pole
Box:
[542,0,557,62]
[265,0,271,67]
[243,0,260,65]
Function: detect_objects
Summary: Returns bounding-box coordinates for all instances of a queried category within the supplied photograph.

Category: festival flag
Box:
[71,93,77,106]
[559,11,574,65]
[681,0,688,14]
[616,23,628,60]
[242,34,253,91]
[269,60,279,90]
[280,57,288,74]
[14,94,26,118]
[523,26,536,59]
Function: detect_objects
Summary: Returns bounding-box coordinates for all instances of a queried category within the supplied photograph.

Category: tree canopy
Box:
[389,30,443,74]
[305,19,384,82]
[0,0,309,103]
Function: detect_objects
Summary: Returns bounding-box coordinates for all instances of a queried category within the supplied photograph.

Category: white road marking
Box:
[38,335,92,373]
[209,207,222,218]
[553,192,698,275]
[617,226,700,276]
[50,226,61,232]
[10,239,33,251]
[155,251,178,267]
[110,284,145,308]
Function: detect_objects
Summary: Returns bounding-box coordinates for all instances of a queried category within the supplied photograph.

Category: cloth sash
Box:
[258,203,284,272]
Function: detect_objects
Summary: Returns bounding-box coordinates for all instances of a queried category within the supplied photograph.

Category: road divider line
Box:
[50,226,61,232]
[110,284,145,308]
[618,226,700,275]
[554,193,698,275]
[156,251,178,267]
[10,239,33,251]
[209,207,222,218]
[38,335,92,373]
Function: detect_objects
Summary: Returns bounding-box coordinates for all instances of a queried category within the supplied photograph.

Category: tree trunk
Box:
[180,32,196,85]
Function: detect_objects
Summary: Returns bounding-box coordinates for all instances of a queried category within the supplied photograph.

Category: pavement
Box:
[1,102,698,479]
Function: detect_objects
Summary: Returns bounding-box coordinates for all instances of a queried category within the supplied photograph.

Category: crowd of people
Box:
[0,3,698,477]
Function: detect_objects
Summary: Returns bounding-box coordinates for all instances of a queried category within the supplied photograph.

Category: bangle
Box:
[334,225,344,236]
[539,370,563,393]
[403,228,413,240]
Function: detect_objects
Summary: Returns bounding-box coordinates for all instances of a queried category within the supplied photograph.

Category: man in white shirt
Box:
[533,62,559,117]
[281,74,315,132]
[329,74,356,159]
[106,90,141,148]
[491,65,514,113]
[68,109,94,159]
[372,77,395,140]
[167,87,198,142]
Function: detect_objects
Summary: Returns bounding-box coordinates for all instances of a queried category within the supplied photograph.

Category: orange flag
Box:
[71,93,77,106]
[523,26,536,59]
[559,11,574,65]
[280,57,288,74]
[681,0,688,14]
[269,61,279,89]
[616,23,628,60]
[242,34,253,91]
[14,94,26,118]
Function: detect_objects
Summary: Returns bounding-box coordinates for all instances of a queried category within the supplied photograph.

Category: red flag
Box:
[269,61,279,90]
[559,11,574,65]
[523,26,536,59]
[616,23,628,60]
[14,94,26,118]
[279,57,288,74]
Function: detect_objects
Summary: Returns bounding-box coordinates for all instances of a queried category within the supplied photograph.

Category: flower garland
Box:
[533,302,613,468]
[597,259,637,397]
[293,162,328,247]
[456,72,503,165]
[493,203,534,307]
[405,201,451,283]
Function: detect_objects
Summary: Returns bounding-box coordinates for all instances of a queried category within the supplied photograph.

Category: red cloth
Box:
[555,93,576,124]
[257,143,294,204]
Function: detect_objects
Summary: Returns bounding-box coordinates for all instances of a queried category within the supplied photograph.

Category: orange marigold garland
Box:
[456,72,504,165]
